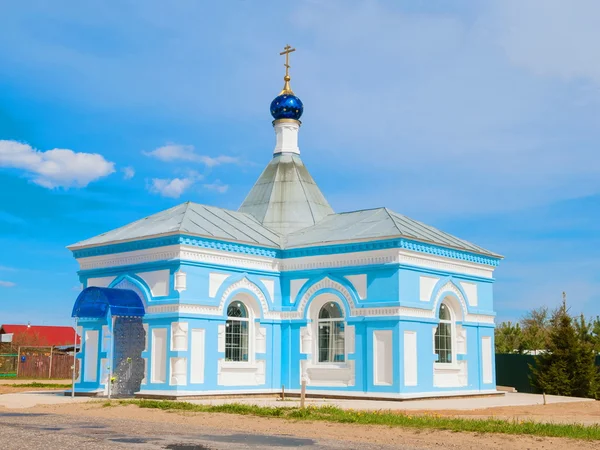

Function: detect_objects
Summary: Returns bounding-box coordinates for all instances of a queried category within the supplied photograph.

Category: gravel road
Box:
[0,410,409,450]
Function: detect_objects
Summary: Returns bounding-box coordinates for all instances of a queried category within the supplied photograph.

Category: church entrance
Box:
[112,316,145,397]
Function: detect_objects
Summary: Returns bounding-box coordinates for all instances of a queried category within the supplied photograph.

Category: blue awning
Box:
[72,287,145,318]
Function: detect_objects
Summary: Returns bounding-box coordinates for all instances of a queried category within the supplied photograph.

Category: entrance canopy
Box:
[72,287,145,319]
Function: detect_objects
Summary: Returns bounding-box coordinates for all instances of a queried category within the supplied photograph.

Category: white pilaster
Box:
[273,120,300,155]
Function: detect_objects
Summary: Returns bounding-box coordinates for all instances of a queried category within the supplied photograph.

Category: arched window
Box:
[435,302,453,364]
[317,302,345,363]
[226,301,249,362]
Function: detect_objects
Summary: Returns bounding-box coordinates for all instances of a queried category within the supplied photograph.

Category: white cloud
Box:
[143,144,239,167]
[143,144,196,162]
[147,167,207,199]
[148,177,195,198]
[201,155,239,168]
[0,281,16,288]
[122,166,135,179]
[203,180,229,194]
[0,140,115,188]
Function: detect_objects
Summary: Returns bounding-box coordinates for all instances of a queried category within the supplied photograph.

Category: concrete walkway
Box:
[0,391,92,409]
[0,390,593,411]
[186,392,594,411]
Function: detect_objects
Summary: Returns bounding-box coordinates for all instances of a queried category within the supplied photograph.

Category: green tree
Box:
[520,306,550,352]
[591,316,600,353]
[494,321,523,354]
[575,314,594,346]
[572,314,600,398]
[531,300,599,399]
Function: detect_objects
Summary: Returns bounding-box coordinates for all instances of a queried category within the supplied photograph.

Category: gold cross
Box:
[279,44,296,78]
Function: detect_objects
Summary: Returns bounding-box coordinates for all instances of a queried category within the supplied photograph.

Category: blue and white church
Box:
[70,47,502,399]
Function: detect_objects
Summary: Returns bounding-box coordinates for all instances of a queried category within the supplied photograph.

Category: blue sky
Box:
[1,0,599,326]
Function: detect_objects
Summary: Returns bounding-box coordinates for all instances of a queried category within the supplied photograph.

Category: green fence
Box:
[495,354,600,393]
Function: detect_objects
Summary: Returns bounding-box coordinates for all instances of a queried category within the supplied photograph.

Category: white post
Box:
[107,316,115,399]
[71,318,78,398]
[300,380,306,408]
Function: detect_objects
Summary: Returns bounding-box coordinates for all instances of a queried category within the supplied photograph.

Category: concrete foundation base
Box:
[133,389,504,402]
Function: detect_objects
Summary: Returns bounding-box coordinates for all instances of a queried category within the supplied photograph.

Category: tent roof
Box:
[238,153,334,235]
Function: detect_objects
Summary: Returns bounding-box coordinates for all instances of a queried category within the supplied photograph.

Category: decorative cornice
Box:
[180,236,279,258]
[284,238,500,267]
[180,247,278,273]
[78,247,180,271]
[72,235,279,259]
[281,251,398,272]
[77,244,495,281]
[72,234,500,268]
[397,252,494,279]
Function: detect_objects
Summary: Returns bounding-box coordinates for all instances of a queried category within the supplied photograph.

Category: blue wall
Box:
[74,241,497,396]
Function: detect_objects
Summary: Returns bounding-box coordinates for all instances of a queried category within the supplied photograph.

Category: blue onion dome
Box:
[270,93,303,120]
[270,75,303,121]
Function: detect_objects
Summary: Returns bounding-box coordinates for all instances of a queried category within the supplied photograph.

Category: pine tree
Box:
[591,316,600,354]
[573,315,600,399]
[530,300,575,396]
[531,294,600,399]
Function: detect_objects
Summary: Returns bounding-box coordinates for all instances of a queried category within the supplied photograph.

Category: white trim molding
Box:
[297,277,356,316]
[219,277,269,318]
[146,303,495,324]
[432,281,468,322]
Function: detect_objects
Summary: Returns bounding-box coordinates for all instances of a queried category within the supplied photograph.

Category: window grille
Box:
[226,302,249,362]
[435,303,453,364]
[317,302,345,363]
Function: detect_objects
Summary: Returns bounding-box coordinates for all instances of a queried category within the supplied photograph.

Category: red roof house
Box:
[0,324,80,347]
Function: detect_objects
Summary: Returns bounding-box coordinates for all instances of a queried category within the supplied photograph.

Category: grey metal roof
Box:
[284,207,501,257]
[68,202,282,249]
[238,153,334,235]
[69,203,499,258]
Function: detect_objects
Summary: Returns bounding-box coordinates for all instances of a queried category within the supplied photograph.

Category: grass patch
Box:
[118,399,286,417]
[114,399,600,441]
[6,382,71,389]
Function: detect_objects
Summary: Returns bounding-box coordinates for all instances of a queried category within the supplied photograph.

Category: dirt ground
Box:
[12,400,600,450]
[416,400,600,425]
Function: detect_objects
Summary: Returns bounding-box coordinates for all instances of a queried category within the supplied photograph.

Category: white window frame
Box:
[313,300,347,368]
[224,300,254,365]
[434,301,458,369]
